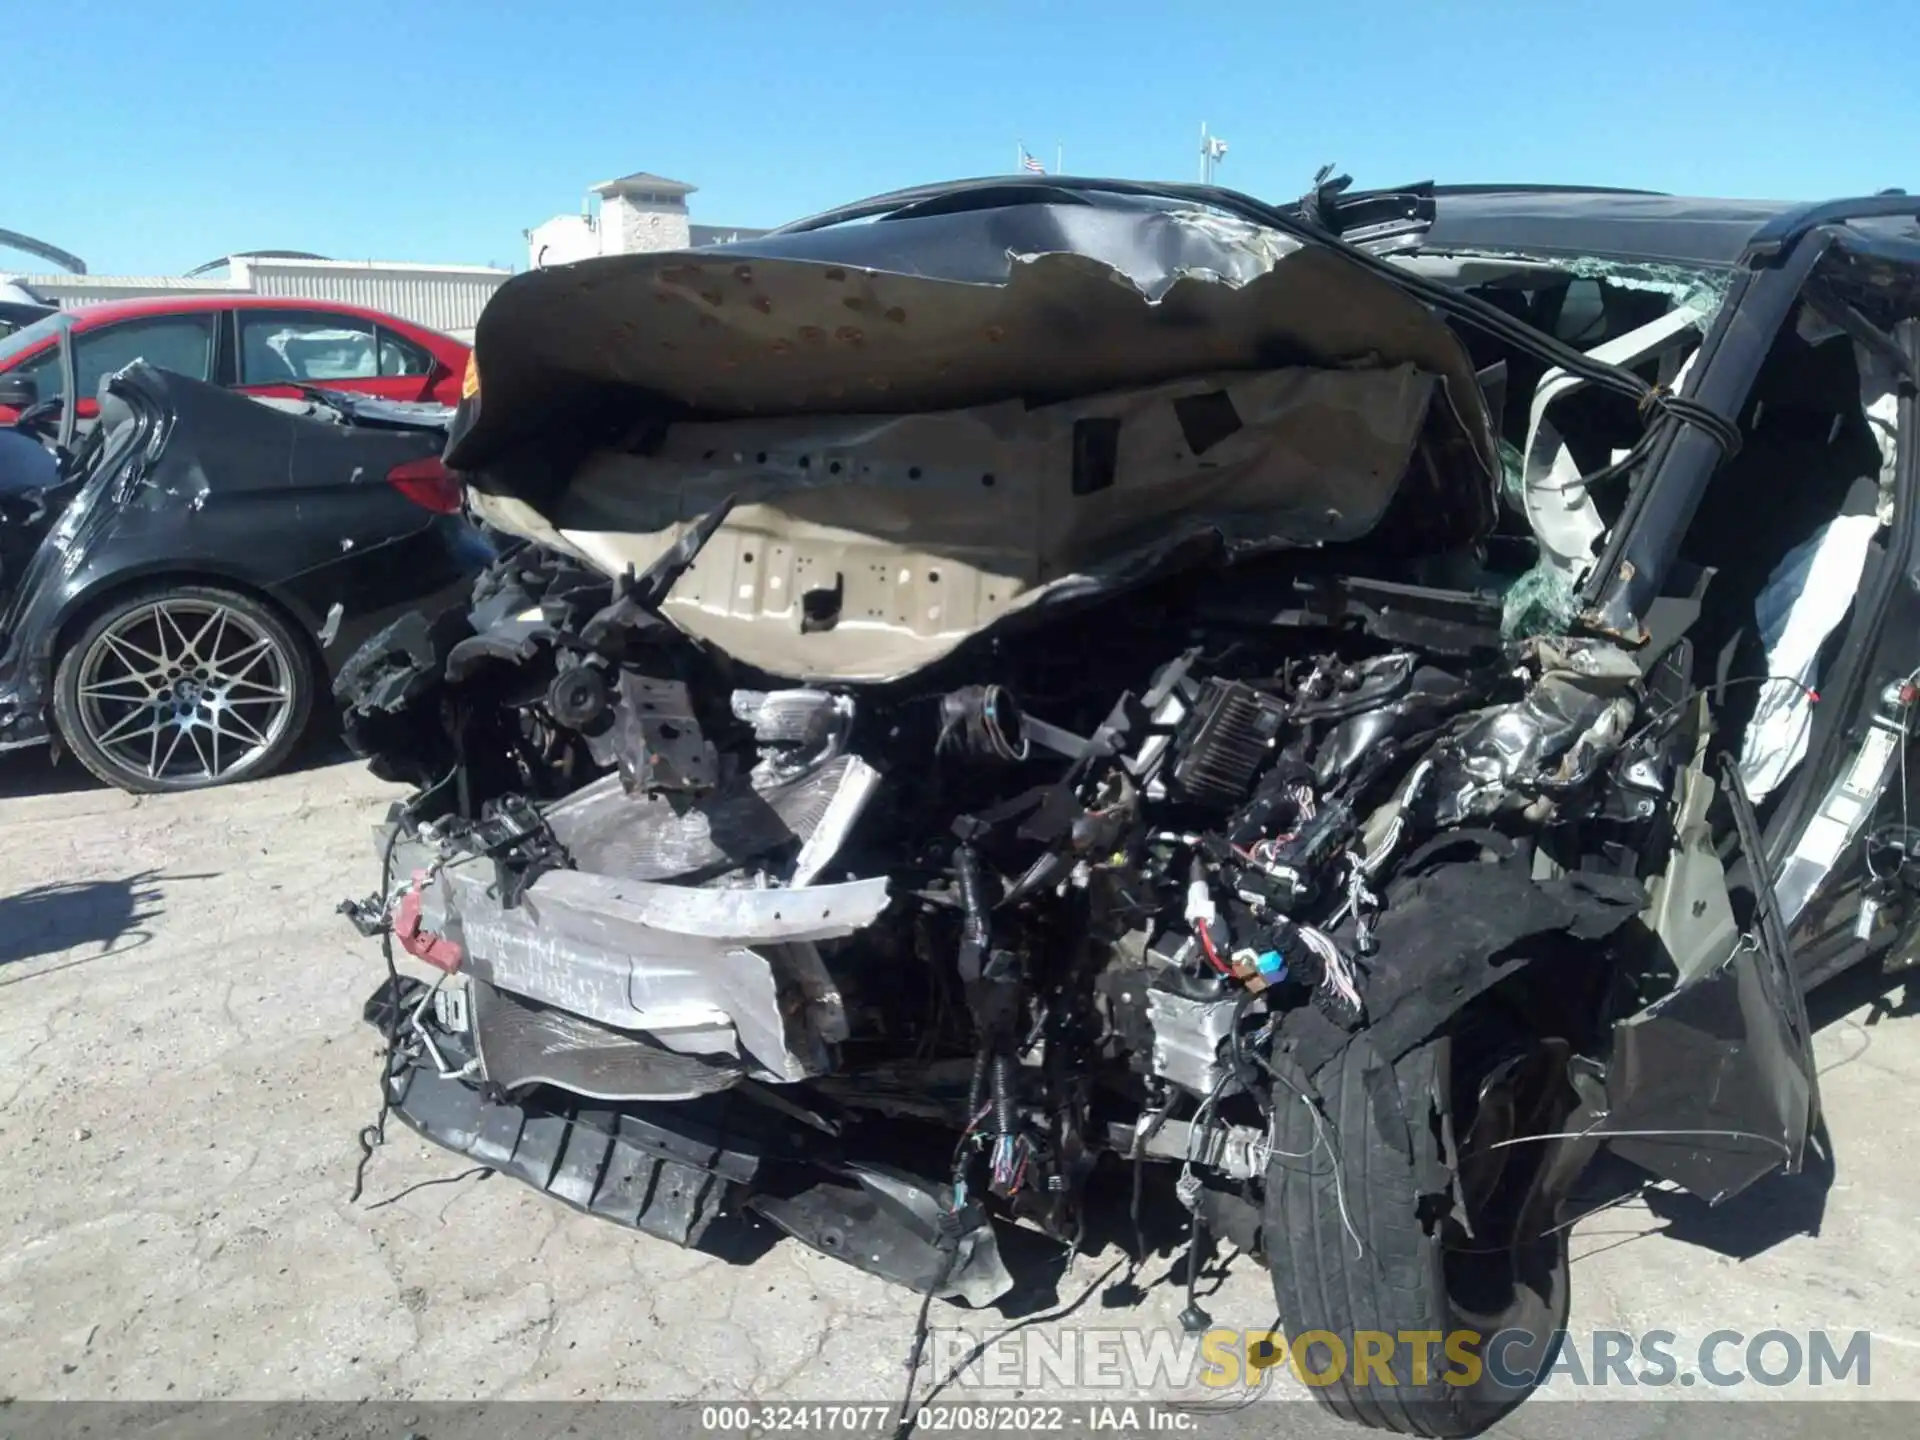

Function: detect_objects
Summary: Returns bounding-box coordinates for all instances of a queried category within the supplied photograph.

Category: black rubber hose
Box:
[938,684,1030,764]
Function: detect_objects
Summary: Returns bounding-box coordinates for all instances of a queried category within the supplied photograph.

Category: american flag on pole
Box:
[1021,147,1047,173]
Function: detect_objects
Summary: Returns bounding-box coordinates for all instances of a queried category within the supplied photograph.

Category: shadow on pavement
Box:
[1809,951,1920,1029]
[0,728,358,800]
[0,869,168,968]
[0,747,98,799]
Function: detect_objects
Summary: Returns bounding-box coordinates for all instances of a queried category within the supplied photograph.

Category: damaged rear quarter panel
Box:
[0,365,466,743]
[78,371,451,623]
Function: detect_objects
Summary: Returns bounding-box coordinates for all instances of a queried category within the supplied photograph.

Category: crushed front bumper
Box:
[367,979,759,1247]
[364,978,1015,1305]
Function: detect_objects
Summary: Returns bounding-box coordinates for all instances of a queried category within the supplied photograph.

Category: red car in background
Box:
[0,294,470,423]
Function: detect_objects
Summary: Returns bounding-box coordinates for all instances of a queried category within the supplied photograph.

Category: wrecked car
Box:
[338,175,1920,1433]
[0,351,491,791]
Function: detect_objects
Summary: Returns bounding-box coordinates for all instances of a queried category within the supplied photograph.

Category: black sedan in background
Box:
[0,361,490,792]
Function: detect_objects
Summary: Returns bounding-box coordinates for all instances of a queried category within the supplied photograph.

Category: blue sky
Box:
[8,0,1916,277]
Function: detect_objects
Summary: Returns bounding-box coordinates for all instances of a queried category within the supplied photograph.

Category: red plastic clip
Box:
[393,870,464,973]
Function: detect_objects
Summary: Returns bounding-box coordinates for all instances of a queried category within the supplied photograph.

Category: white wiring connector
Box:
[1185,875,1217,930]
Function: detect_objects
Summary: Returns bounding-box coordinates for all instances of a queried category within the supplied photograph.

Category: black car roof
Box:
[1401,184,1920,268]
[763,176,1920,272]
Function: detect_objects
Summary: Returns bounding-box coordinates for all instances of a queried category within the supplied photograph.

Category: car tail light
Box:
[388,457,463,514]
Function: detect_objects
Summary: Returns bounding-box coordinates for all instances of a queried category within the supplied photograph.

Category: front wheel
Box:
[1263,1028,1572,1436]
[53,584,315,793]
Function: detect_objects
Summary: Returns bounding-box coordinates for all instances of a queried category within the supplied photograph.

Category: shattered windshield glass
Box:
[1385,247,1736,635]
[1563,254,1734,316]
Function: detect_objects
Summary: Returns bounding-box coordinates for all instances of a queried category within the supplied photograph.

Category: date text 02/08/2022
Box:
[696,1404,1198,1432]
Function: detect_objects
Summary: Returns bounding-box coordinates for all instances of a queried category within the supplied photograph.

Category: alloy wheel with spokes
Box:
[53,586,314,793]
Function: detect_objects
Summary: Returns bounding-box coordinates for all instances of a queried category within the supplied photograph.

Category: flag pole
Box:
[1016,139,1023,174]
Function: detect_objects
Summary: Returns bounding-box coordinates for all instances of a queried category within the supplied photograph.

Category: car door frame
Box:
[1577,216,1920,1201]
[369,322,443,402]
[1757,318,1920,958]
[212,308,240,387]
[231,305,415,403]
[1,310,223,426]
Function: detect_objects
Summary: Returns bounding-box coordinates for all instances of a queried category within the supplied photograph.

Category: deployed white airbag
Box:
[1738,512,1880,803]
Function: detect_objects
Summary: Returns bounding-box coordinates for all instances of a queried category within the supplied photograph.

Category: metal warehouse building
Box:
[11,253,511,340]
[8,169,764,340]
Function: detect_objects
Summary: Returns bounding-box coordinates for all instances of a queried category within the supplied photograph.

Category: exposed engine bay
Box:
[331,176,1920,1434]
[341,525,1663,1287]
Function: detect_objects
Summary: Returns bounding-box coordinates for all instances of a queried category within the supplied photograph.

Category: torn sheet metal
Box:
[1641,740,1741,986]
[450,199,1496,480]
[374,980,778,1247]
[0,398,150,748]
[339,181,1920,1331]
[431,860,888,1080]
[1427,639,1641,826]
[482,363,1472,682]
[469,976,746,1101]
[1311,656,1477,790]
[1607,758,1818,1202]
[748,1167,1014,1307]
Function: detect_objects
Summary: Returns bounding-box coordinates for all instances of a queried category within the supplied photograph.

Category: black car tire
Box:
[53,583,315,794]
[1264,1031,1569,1436]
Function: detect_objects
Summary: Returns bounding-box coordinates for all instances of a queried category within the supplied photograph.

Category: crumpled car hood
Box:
[454,191,1500,681]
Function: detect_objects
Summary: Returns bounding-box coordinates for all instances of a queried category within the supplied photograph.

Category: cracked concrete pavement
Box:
[3,742,1920,1426]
